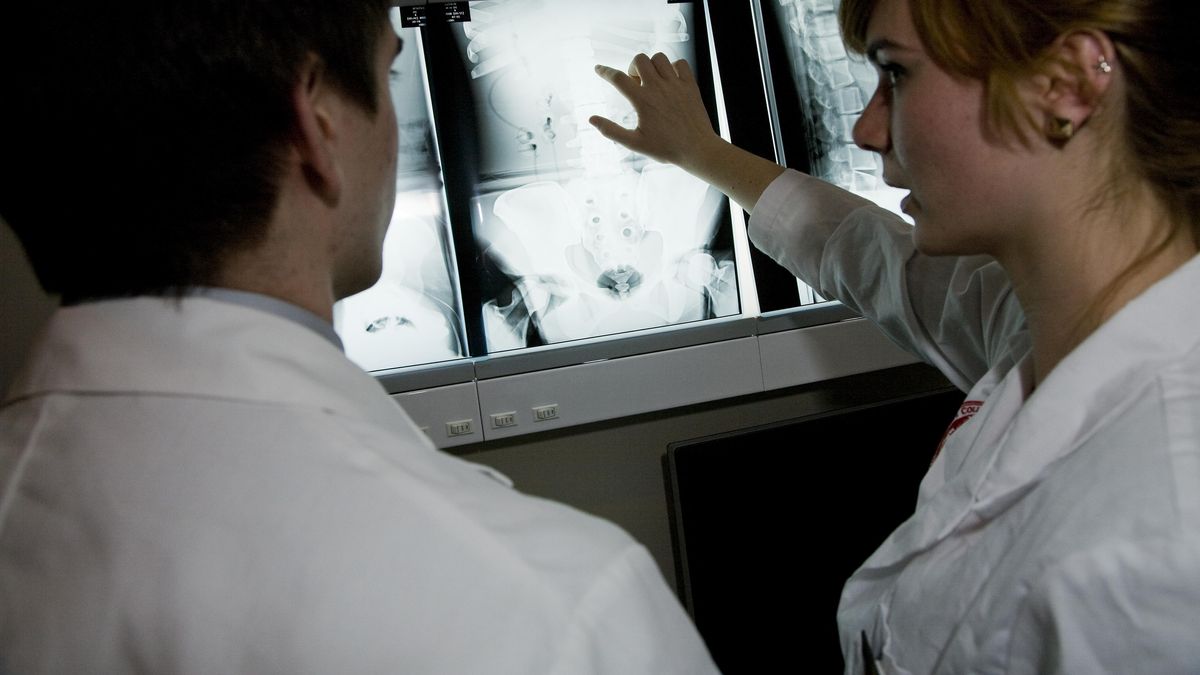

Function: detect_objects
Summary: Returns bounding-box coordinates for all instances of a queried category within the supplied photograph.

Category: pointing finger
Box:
[588,114,639,148]
[594,64,640,99]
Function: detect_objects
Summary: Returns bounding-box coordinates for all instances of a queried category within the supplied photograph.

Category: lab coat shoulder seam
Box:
[0,399,51,539]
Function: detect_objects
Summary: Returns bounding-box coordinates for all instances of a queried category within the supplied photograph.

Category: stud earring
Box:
[1096,55,1112,74]
[1048,117,1074,142]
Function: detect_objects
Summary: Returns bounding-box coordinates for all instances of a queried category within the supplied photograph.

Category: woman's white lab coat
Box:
[750,170,1200,674]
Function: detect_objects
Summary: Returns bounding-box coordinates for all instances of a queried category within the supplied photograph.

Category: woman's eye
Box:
[880,63,905,87]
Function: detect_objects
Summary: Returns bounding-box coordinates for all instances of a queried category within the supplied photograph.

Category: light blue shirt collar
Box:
[194,287,344,351]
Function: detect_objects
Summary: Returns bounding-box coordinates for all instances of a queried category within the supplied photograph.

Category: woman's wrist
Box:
[681,135,785,213]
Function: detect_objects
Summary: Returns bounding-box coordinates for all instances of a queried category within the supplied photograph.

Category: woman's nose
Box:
[852,85,891,154]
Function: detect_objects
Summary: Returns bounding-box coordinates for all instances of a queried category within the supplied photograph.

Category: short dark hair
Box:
[0,1,393,301]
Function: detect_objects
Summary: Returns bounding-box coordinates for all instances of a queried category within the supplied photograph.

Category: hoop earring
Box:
[1048,117,1074,142]
[1096,55,1112,74]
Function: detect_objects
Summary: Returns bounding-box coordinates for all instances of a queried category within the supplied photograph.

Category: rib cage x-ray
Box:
[335,21,468,372]
[459,0,741,351]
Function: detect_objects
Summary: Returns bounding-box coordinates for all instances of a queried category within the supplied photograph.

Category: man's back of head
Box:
[0,1,393,304]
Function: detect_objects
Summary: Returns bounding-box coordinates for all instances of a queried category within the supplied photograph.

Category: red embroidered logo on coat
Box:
[931,400,984,465]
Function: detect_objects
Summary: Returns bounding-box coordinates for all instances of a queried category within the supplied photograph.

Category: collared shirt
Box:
[195,287,344,350]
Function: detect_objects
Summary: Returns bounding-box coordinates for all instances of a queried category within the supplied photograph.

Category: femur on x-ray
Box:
[460,0,741,351]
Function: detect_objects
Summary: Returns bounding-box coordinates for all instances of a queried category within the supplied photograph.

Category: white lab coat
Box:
[0,296,718,674]
[750,170,1200,674]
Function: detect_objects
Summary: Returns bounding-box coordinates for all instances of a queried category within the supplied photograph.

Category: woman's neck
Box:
[999,188,1197,386]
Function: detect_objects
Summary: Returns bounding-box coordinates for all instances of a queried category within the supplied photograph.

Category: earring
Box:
[1048,117,1074,142]
[1096,55,1112,74]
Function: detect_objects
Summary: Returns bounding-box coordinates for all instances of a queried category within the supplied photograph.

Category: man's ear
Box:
[1028,30,1116,144]
[292,53,342,206]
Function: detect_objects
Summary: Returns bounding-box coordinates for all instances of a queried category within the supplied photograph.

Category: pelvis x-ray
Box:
[477,166,738,350]
[459,0,741,351]
[335,23,467,372]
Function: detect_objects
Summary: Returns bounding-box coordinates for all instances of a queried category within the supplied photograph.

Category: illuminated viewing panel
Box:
[453,0,741,352]
[335,22,469,372]
[335,2,886,376]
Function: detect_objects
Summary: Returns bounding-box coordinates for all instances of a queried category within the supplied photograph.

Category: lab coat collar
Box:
[4,296,407,436]
[974,251,1200,512]
[850,253,1200,575]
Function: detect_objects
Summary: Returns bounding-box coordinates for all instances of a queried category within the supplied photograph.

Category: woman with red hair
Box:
[594,0,1200,671]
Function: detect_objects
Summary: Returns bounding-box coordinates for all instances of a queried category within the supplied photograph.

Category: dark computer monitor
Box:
[663,387,962,673]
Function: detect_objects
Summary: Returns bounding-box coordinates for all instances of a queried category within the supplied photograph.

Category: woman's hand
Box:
[590,52,785,213]
[589,52,722,171]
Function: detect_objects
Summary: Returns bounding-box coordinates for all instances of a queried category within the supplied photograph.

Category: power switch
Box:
[490,412,518,429]
[446,419,474,437]
[532,404,559,422]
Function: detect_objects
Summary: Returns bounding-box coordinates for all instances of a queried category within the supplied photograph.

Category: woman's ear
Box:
[291,53,343,206]
[1031,30,1117,144]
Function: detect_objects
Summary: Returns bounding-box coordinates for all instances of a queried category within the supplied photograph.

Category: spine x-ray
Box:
[773,0,908,217]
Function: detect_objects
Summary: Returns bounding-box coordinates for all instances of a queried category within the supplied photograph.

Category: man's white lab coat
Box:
[0,296,718,674]
[751,170,1200,674]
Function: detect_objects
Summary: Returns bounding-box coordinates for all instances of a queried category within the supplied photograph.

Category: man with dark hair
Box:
[0,4,718,672]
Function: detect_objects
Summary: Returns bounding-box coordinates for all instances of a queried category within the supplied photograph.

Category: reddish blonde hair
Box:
[839,0,1200,237]
[839,0,1199,339]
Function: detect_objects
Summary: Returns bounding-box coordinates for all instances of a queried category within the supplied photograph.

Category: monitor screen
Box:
[662,388,962,673]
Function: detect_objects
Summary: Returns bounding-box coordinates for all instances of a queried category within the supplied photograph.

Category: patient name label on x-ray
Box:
[398,5,427,28]
[436,2,471,23]
[396,1,470,28]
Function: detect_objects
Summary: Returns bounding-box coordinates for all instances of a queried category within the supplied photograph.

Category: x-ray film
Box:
[335,22,468,371]
[455,0,741,352]
[772,0,908,217]
[762,0,911,305]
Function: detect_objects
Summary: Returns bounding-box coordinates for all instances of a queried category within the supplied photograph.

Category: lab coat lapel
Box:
[972,253,1200,517]
[846,354,1030,582]
[847,254,1200,578]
